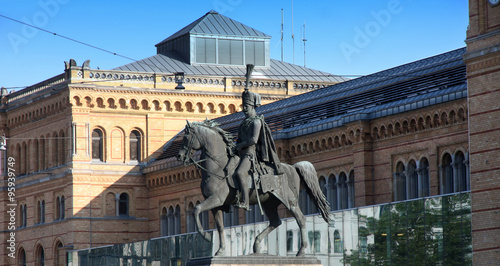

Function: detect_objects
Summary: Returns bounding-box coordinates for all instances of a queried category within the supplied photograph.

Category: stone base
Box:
[186,254,322,266]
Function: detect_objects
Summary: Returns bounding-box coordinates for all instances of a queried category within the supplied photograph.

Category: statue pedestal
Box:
[186,254,322,266]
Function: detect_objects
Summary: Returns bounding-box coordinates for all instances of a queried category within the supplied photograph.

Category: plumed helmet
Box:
[242,89,261,107]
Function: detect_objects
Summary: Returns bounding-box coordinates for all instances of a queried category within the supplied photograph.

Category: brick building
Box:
[0,11,343,266]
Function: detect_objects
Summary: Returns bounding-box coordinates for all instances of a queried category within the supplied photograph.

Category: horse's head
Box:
[177,120,202,165]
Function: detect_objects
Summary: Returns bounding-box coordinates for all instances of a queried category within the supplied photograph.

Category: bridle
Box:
[181,126,227,180]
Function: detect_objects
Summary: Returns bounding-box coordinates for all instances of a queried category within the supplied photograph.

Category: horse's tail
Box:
[294,161,331,224]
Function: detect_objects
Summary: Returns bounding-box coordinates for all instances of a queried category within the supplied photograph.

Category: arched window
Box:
[92,129,103,161]
[333,230,342,253]
[175,205,181,234]
[53,133,59,166]
[56,196,65,220]
[339,172,348,209]
[455,151,469,192]
[419,158,430,197]
[36,245,44,266]
[167,206,175,236]
[118,193,129,216]
[441,153,454,194]
[407,160,418,199]
[328,174,338,211]
[18,247,26,266]
[394,162,406,201]
[129,130,141,162]
[187,202,196,233]
[55,241,64,266]
[161,207,168,236]
[56,196,61,220]
[37,200,45,224]
[348,171,355,208]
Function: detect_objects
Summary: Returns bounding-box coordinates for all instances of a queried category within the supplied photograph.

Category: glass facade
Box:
[74,193,471,266]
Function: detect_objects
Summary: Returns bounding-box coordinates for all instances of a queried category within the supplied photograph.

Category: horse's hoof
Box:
[296,249,305,257]
[215,249,224,256]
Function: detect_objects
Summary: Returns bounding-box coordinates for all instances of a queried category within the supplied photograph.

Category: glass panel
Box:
[425,196,443,265]
[373,204,391,265]
[358,206,375,265]
[218,39,230,64]
[406,199,426,265]
[342,209,359,265]
[74,194,471,266]
[230,40,243,65]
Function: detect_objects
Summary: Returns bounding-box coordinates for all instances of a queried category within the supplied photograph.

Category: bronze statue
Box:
[177,65,331,257]
[226,88,283,210]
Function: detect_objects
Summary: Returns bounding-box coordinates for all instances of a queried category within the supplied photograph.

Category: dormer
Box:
[155,10,271,67]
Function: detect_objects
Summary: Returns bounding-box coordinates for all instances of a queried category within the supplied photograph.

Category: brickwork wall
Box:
[465,0,500,263]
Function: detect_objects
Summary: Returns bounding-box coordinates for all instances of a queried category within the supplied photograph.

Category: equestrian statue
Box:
[177,64,331,257]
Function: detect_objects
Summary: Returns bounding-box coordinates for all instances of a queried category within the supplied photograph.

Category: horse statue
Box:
[177,119,330,256]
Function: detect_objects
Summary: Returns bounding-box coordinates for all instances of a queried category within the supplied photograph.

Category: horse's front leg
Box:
[212,208,226,256]
[194,195,224,242]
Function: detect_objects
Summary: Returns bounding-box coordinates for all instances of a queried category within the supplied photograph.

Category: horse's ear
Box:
[186,120,192,128]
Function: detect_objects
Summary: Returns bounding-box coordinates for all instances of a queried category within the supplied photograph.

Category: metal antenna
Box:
[281,8,284,62]
[292,0,295,64]
[302,21,307,67]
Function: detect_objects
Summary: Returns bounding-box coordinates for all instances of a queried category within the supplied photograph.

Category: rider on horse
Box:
[227,88,283,210]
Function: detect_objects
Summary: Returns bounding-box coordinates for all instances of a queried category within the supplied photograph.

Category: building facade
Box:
[0,11,343,266]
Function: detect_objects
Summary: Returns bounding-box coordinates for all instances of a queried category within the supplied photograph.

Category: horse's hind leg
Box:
[212,208,226,256]
[253,200,282,254]
[289,204,308,256]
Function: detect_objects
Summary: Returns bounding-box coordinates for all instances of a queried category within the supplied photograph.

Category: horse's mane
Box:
[193,119,235,155]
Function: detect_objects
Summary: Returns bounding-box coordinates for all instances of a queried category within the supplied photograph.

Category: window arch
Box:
[174,205,181,234]
[187,202,196,233]
[161,207,168,236]
[118,193,129,216]
[419,158,430,197]
[407,160,418,199]
[37,200,46,224]
[129,130,141,162]
[339,172,349,209]
[348,171,355,208]
[18,247,26,266]
[441,153,454,194]
[328,174,338,211]
[455,151,469,192]
[92,129,104,161]
[394,162,406,201]
[333,230,342,253]
[54,241,65,266]
[35,245,44,266]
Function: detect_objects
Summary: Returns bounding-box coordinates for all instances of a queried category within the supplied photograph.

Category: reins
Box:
[184,127,227,180]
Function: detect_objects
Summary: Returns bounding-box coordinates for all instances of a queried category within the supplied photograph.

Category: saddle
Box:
[225,157,282,195]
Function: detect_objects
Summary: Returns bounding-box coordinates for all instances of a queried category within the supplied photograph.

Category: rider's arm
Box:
[237,118,262,151]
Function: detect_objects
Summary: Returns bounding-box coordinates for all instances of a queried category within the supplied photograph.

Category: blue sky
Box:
[0,0,468,90]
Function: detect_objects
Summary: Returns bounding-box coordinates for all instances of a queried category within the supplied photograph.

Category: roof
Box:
[145,47,467,170]
[113,51,346,83]
[156,10,270,46]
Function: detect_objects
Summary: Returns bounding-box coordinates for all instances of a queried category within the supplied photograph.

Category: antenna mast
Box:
[291,0,295,64]
[281,8,284,62]
[302,21,307,67]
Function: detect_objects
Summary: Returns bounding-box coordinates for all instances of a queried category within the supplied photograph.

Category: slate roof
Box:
[143,47,467,172]
[156,10,270,46]
[113,51,346,83]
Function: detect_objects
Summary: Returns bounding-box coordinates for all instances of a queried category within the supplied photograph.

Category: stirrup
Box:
[236,202,251,211]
